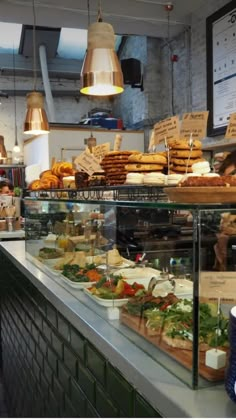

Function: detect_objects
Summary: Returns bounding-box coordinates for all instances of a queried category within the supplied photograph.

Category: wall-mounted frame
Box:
[206,1,236,136]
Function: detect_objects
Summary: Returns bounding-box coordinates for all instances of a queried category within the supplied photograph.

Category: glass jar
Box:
[57,234,69,251]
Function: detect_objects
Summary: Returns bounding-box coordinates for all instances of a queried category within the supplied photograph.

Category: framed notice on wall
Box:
[206,1,236,136]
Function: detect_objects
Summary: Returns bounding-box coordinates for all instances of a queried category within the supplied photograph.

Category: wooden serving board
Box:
[164,186,236,203]
[121,311,227,382]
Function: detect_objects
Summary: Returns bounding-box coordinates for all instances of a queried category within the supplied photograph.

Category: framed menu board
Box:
[206,1,236,136]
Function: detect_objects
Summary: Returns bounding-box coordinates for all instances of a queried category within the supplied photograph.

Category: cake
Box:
[143,172,166,185]
[192,160,211,174]
[62,176,76,189]
[167,174,183,186]
[125,172,144,185]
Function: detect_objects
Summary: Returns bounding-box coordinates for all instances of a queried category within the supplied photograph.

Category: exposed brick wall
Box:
[113,0,230,136]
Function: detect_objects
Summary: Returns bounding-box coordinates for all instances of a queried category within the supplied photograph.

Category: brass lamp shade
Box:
[24,91,50,135]
[80,22,124,96]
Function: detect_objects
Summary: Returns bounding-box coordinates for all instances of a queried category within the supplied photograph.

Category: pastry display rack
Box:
[24,188,236,390]
[25,185,169,202]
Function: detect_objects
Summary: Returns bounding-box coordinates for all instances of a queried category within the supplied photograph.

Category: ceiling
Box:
[0,0,205,38]
[0,0,206,95]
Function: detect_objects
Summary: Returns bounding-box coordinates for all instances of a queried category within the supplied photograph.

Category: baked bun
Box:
[40,174,61,189]
[28,179,43,190]
[40,170,53,179]
[168,138,202,150]
[52,162,74,178]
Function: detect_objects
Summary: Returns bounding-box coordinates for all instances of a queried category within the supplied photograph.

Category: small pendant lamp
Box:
[80,2,124,96]
[23,0,49,135]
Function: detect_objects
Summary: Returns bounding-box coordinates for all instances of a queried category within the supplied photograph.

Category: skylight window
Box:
[0,23,22,52]
[57,28,87,60]
[57,27,122,60]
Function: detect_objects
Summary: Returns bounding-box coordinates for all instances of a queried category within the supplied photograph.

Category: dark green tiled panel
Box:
[38,333,48,355]
[63,394,78,418]
[70,377,87,417]
[47,346,58,373]
[70,326,85,361]
[86,400,99,418]
[46,302,58,329]
[58,359,70,395]
[134,392,162,417]
[0,251,163,418]
[51,330,63,358]
[58,313,70,341]
[52,375,65,411]
[96,383,119,417]
[87,343,106,386]
[63,343,78,378]
[78,362,96,405]
[107,362,134,417]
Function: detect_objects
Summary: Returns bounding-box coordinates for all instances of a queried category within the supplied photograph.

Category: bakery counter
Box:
[0,241,236,418]
[0,229,25,240]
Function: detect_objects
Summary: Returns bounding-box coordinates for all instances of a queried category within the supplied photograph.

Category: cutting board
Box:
[121,311,227,382]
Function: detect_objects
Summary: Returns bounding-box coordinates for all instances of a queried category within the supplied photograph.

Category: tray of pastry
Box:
[164,187,236,203]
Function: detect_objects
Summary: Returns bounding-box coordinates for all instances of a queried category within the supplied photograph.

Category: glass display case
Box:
[24,186,236,390]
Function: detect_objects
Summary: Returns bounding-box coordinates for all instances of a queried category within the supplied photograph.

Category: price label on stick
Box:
[180,111,209,140]
[200,271,236,303]
[92,143,110,160]
[225,113,236,139]
[153,116,180,145]
[74,151,102,175]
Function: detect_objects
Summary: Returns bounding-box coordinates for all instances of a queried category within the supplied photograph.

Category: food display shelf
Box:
[25,185,168,202]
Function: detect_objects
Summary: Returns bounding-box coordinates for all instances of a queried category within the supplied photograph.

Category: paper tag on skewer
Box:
[200,271,236,303]
[74,150,102,175]
[92,143,110,160]
[153,116,180,145]
[180,111,209,140]
[225,113,236,139]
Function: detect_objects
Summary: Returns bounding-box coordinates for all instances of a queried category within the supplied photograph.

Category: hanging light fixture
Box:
[80,0,124,96]
[23,0,49,134]
[12,47,20,153]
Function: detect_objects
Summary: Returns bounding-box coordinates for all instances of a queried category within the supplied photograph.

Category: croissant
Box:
[52,162,74,178]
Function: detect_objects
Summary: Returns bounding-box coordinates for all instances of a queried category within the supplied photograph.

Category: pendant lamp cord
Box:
[12,46,18,147]
[97,0,102,22]
[32,0,37,91]
[87,0,90,26]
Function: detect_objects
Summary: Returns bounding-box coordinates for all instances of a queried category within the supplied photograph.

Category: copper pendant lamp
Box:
[80,1,124,96]
[23,0,49,135]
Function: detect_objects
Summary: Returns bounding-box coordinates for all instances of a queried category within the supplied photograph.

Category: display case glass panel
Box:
[24,189,236,389]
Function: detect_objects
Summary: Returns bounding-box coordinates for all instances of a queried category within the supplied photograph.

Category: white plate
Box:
[83,288,128,307]
[59,274,95,289]
[152,278,193,298]
[113,267,162,288]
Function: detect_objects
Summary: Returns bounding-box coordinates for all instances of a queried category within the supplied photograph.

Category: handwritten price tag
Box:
[74,151,102,176]
[225,113,236,139]
[180,111,209,140]
[153,116,180,145]
[200,271,236,303]
[92,143,110,160]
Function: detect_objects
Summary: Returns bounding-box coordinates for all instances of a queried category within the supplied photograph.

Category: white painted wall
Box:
[24,128,144,171]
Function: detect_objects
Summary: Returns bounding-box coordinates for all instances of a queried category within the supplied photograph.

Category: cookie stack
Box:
[168,139,203,174]
[100,151,139,185]
[125,153,167,173]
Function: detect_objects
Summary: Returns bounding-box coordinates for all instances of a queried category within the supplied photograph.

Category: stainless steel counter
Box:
[0,240,236,418]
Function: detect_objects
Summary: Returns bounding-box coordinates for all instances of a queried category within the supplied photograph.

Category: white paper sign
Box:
[74,151,102,176]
